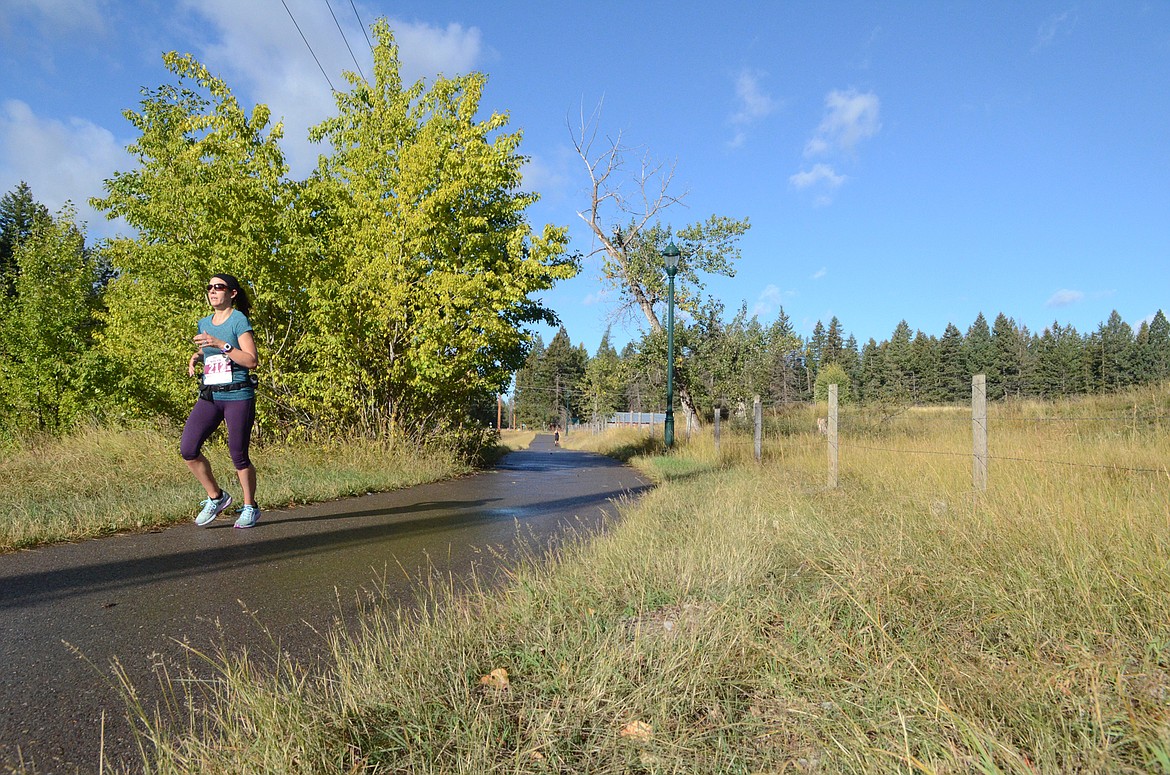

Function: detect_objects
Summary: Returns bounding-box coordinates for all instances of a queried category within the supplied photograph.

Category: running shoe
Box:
[234,504,260,529]
[195,491,233,526]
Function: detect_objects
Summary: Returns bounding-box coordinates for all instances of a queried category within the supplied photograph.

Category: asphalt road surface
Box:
[0,435,649,774]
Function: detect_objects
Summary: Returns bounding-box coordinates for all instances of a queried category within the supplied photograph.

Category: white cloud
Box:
[731,69,777,124]
[751,283,785,317]
[1033,10,1077,52]
[3,0,104,34]
[804,88,881,156]
[520,154,567,197]
[183,1,483,176]
[1046,288,1084,307]
[727,68,776,149]
[582,283,619,308]
[811,267,827,280]
[789,164,846,190]
[0,99,130,238]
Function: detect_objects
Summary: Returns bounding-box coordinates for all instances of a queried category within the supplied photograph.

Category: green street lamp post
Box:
[661,240,681,448]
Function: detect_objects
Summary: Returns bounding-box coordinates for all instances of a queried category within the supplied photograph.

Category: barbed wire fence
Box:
[573,374,1170,492]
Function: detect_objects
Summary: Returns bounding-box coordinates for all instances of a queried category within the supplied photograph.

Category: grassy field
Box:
[103,384,1170,773]
[0,425,498,552]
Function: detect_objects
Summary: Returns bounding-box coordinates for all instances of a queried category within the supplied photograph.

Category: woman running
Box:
[180,273,261,528]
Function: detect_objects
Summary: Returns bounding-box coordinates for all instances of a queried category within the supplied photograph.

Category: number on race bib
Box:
[203,354,234,385]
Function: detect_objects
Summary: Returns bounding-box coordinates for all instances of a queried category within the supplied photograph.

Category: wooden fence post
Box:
[972,374,988,491]
[753,394,762,463]
[828,384,839,488]
[714,404,721,457]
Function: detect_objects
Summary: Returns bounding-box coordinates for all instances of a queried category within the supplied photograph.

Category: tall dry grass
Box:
[0,426,471,551]
[118,386,1170,773]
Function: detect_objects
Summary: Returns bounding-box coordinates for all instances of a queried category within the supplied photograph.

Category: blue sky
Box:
[2,1,1168,357]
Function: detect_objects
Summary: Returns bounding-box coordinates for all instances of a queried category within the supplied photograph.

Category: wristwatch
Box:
[221,342,234,353]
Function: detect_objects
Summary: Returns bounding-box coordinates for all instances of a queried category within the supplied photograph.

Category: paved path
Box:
[0,435,648,774]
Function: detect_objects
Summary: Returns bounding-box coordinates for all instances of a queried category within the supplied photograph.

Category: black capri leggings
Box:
[179,397,256,470]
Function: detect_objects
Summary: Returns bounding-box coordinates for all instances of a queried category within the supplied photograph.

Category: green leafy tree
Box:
[0,205,106,435]
[91,51,295,422]
[813,362,853,404]
[307,19,576,431]
[696,304,769,415]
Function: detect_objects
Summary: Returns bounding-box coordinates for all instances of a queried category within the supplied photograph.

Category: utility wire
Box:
[280,0,336,93]
[324,0,366,80]
[349,0,373,49]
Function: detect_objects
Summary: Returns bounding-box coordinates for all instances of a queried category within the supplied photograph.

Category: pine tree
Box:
[1138,310,1170,384]
[938,323,966,402]
[963,313,994,385]
[515,335,555,428]
[1088,311,1135,392]
[909,331,942,403]
[581,328,624,424]
[883,320,914,402]
[824,316,845,366]
[765,307,804,404]
[0,182,51,297]
[543,327,587,427]
[807,320,827,380]
[991,313,1024,399]
[840,334,862,397]
[859,338,883,402]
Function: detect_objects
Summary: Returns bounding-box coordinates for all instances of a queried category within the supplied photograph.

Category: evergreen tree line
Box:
[515,305,1170,426]
[0,20,576,443]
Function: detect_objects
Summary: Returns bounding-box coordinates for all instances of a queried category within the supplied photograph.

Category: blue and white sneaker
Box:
[195,491,233,526]
[234,504,260,529]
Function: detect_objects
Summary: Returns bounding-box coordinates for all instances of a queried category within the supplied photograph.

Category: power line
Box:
[349,0,373,50]
[280,0,336,93]
[324,0,366,80]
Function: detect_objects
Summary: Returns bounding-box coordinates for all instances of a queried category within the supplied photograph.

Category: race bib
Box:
[203,353,234,385]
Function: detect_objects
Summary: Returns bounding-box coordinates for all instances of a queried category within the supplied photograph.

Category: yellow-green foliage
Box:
[125,386,1170,773]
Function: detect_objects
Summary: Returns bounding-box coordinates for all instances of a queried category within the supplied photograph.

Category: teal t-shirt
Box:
[198,309,254,401]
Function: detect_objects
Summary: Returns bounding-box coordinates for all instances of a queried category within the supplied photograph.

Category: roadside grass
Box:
[498,429,538,452]
[119,384,1170,773]
[0,426,471,552]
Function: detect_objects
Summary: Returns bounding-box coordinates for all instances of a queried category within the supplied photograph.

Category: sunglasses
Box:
[206,283,230,292]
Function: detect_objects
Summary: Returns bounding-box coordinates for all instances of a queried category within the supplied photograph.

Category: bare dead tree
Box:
[569,103,707,424]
